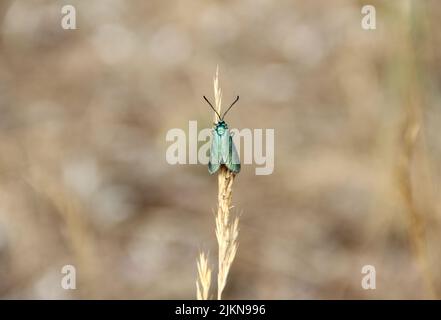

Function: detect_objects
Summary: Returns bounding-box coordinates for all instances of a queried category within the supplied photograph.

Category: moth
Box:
[203,95,241,175]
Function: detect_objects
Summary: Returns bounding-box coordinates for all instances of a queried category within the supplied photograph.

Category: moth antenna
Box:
[203,96,221,120]
[221,96,239,120]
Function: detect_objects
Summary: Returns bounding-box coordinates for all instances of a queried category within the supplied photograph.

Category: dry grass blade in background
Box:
[394,1,437,299]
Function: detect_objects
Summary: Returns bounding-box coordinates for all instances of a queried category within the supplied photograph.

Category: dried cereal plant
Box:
[212,67,240,300]
[215,166,239,300]
[196,67,240,300]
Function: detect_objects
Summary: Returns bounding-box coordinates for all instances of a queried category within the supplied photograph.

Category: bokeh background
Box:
[1,0,441,299]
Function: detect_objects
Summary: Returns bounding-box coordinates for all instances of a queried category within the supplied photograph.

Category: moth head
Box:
[215,121,227,135]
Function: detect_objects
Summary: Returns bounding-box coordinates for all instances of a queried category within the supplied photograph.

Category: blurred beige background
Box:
[1,0,441,299]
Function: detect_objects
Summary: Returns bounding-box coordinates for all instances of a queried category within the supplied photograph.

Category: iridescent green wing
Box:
[227,136,240,173]
[221,129,241,174]
[226,134,240,174]
[208,129,221,174]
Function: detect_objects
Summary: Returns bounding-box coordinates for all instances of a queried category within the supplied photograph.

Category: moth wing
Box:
[208,131,221,174]
[220,130,230,164]
[225,134,241,174]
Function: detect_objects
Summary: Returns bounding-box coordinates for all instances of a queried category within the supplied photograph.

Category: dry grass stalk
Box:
[196,252,212,300]
[213,67,222,123]
[215,166,239,300]
[212,67,239,300]
[195,67,239,300]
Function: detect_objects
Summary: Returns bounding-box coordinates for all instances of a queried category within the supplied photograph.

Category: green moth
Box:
[203,95,241,175]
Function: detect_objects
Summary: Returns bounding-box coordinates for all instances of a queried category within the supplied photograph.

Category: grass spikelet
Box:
[196,252,212,300]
